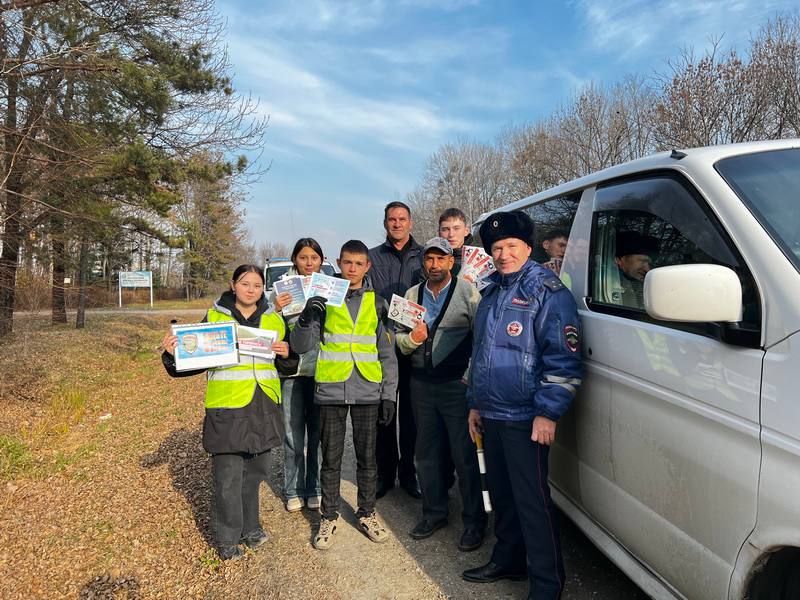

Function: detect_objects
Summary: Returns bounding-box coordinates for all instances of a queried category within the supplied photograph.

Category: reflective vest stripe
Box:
[204,308,285,408]
[316,291,382,384]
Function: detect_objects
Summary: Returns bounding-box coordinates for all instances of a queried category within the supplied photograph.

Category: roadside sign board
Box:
[118,270,153,307]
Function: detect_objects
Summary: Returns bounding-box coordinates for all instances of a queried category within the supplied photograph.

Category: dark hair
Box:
[438,207,468,225]
[383,201,411,221]
[339,239,370,258]
[232,264,265,284]
[542,228,569,242]
[290,237,324,264]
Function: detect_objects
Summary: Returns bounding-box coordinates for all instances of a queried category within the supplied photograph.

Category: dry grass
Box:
[0,314,338,599]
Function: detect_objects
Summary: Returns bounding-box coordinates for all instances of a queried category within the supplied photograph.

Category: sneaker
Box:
[218,544,244,561]
[240,528,270,549]
[358,512,390,544]
[313,517,338,550]
[306,496,322,510]
[285,497,303,512]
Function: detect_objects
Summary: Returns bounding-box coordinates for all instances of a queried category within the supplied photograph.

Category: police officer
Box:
[462,211,582,600]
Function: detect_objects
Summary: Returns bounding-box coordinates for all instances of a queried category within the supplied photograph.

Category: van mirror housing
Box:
[644,264,743,323]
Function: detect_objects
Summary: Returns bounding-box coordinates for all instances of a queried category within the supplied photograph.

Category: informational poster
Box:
[171,322,239,371]
[274,276,307,315]
[237,325,278,359]
[308,272,349,307]
[118,270,153,308]
[388,294,427,329]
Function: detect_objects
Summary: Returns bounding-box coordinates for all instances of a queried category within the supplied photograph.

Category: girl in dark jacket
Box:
[161,264,293,560]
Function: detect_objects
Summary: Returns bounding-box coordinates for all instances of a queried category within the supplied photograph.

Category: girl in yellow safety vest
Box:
[161,264,293,561]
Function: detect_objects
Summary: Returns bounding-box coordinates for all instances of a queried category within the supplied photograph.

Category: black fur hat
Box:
[615,231,659,258]
[479,211,535,254]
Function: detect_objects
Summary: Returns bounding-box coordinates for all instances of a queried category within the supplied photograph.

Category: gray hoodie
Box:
[290,282,398,406]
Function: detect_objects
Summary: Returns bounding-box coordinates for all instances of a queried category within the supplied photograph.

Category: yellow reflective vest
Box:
[315,290,383,384]
[204,307,285,408]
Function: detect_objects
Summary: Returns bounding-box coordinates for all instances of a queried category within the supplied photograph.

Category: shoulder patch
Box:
[542,275,565,292]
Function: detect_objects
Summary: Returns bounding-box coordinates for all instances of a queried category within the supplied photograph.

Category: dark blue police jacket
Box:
[467,259,582,421]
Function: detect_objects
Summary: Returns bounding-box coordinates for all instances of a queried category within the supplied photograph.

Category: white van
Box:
[472,139,800,600]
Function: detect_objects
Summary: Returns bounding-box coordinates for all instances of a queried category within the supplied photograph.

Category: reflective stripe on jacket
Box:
[467,260,582,421]
[316,290,383,384]
[205,307,285,408]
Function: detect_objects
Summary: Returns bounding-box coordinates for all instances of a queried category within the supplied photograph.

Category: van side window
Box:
[523,193,581,267]
[589,174,760,341]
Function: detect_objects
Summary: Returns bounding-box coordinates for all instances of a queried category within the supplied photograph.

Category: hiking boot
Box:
[358,512,389,544]
[218,544,244,561]
[306,496,322,510]
[286,497,303,512]
[313,517,338,550]
[240,528,270,549]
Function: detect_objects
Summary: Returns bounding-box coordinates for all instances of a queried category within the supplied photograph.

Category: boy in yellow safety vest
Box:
[290,240,398,550]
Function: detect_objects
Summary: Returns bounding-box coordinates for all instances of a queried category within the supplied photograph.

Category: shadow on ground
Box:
[139,427,213,546]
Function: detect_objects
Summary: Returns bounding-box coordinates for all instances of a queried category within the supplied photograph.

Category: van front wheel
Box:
[748,547,800,600]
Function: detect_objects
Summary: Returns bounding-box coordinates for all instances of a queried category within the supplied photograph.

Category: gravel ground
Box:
[0,314,649,599]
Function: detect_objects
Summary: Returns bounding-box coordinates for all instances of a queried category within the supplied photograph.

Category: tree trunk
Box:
[76,236,88,329]
[51,216,67,323]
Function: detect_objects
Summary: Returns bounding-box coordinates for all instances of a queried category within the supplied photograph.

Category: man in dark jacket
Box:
[462,211,582,600]
[396,237,487,552]
[368,201,422,499]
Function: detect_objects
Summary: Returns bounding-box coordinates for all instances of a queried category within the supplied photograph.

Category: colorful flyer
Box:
[237,325,278,359]
[388,294,427,329]
[274,275,307,315]
[308,272,349,307]
[172,321,239,371]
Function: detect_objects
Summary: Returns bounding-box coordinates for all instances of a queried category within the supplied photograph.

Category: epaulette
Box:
[542,275,565,293]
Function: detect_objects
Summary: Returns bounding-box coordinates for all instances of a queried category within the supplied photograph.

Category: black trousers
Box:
[211,451,270,547]
[483,418,565,600]
[376,352,417,485]
[319,403,379,520]
[411,378,486,529]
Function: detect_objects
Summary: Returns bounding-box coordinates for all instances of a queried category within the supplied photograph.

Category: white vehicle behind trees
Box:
[473,139,800,600]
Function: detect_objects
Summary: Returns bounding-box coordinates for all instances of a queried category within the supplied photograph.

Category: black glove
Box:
[377,399,396,426]
[298,295,327,326]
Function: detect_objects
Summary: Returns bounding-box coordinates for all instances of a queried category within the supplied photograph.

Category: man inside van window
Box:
[614,231,659,308]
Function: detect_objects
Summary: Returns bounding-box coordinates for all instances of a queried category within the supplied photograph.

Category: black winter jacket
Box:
[162,291,292,455]
[368,237,423,304]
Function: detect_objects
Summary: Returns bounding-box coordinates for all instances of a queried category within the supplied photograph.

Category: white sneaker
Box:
[285,497,303,512]
[306,496,321,510]
[313,517,337,550]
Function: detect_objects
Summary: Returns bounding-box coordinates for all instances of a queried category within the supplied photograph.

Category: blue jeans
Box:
[281,376,321,500]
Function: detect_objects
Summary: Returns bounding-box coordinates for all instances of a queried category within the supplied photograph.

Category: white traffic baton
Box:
[475,433,492,513]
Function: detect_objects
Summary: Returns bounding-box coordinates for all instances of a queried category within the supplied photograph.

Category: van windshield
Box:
[716,148,800,272]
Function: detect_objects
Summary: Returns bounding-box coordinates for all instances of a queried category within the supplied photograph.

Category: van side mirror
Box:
[644,264,742,322]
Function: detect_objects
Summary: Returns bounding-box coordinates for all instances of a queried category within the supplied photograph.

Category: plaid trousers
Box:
[319,403,379,520]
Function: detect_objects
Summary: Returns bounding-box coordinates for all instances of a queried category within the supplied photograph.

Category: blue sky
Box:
[218,0,797,258]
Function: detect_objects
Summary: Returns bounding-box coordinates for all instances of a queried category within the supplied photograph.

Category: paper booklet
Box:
[274,275,307,315]
[388,294,427,329]
[171,321,239,371]
[308,271,349,307]
[237,325,278,359]
[460,245,496,287]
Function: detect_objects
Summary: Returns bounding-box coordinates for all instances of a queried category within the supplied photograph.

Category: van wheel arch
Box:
[746,547,800,600]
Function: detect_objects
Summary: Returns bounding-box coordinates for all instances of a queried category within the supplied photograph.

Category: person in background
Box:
[272,238,326,513]
[541,229,569,275]
[462,212,582,600]
[291,240,399,550]
[614,230,659,308]
[368,201,422,499]
[161,265,293,561]
[396,237,487,552]
[437,207,473,276]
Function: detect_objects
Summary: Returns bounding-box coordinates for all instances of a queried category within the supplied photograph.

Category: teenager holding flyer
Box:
[160,265,293,561]
[290,240,398,550]
[273,238,326,513]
